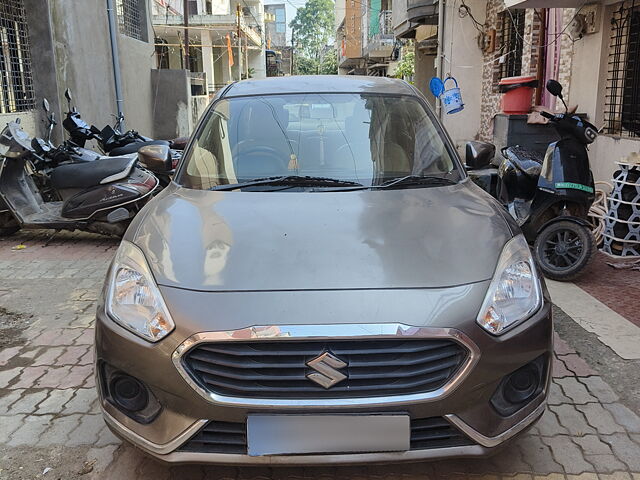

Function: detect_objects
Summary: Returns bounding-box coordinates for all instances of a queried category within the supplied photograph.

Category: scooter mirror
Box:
[42,98,50,112]
[64,88,72,102]
[546,80,563,98]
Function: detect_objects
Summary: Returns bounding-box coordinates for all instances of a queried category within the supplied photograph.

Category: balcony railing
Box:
[152,14,262,46]
[379,10,393,35]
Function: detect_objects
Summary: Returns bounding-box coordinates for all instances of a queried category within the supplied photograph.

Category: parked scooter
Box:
[466,80,598,281]
[40,98,174,187]
[61,89,186,157]
[0,120,158,237]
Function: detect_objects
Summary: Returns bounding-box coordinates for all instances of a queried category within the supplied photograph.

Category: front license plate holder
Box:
[247,414,410,456]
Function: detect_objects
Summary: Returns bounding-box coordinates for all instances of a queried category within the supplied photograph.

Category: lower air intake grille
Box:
[177,417,473,454]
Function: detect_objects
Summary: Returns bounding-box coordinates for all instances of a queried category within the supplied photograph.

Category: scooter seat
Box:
[50,155,137,190]
[109,140,170,156]
[503,146,543,179]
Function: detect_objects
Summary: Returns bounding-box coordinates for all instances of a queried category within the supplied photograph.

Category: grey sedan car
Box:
[96,75,552,464]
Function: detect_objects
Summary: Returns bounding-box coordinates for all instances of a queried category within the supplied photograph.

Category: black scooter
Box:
[466,80,598,281]
[0,121,158,237]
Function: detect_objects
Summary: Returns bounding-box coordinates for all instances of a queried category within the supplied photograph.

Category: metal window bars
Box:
[116,0,144,41]
[605,0,640,138]
[499,10,525,81]
[0,0,35,114]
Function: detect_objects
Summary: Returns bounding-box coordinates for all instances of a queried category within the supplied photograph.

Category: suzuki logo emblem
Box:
[306,352,347,389]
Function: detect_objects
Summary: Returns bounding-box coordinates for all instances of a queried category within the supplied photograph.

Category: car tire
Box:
[533,220,595,281]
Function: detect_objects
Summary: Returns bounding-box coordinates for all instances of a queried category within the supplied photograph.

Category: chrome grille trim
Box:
[172,324,480,408]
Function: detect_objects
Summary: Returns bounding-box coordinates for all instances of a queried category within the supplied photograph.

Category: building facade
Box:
[336,0,399,75]
[0,0,157,141]
[389,0,640,182]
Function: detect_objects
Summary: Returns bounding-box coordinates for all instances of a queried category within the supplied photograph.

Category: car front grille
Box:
[177,417,473,454]
[181,339,467,399]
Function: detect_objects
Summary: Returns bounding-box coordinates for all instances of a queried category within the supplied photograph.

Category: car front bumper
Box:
[94,287,552,465]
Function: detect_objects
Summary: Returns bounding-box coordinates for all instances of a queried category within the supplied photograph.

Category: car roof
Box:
[221,75,417,98]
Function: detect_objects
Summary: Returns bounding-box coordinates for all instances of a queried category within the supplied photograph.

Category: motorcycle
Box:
[0,120,158,237]
[41,98,174,188]
[466,80,598,281]
[61,89,186,157]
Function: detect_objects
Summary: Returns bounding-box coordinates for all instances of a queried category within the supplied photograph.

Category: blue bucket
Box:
[441,77,464,114]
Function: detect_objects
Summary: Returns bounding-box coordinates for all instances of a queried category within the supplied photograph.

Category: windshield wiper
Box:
[372,175,457,189]
[210,175,365,191]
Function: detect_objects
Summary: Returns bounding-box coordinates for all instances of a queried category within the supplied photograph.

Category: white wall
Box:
[438,0,486,155]
[568,3,640,182]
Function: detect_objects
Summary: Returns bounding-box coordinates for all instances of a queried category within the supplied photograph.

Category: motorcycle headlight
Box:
[477,235,542,335]
[106,241,175,342]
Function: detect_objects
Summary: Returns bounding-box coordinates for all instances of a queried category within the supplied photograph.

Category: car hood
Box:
[129,180,512,291]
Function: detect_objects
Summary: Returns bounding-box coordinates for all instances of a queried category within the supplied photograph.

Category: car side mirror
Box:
[465,141,496,170]
[43,98,50,112]
[546,80,563,99]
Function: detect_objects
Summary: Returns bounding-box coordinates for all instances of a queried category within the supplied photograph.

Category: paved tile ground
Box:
[1,231,640,479]
[575,252,640,328]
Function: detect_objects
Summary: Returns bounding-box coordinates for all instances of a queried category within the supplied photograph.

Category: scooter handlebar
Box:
[540,111,556,120]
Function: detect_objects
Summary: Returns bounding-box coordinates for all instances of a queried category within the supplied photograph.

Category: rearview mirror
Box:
[64,88,72,102]
[465,141,496,170]
[546,80,563,98]
[42,98,50,112]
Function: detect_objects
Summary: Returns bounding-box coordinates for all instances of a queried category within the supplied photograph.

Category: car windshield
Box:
[178,93,461,190]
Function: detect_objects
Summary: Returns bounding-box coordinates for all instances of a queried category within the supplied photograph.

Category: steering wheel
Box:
[232,145,290,178]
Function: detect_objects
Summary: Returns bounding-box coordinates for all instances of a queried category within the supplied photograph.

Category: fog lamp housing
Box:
[99,362,161,424]
[491,355,546,417]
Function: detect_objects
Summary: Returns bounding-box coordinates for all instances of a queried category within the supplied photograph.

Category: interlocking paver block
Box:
[549,404,595,436]
[36,413,82,446]
[0,414,25,443]
[8,390,48,414]
[58,364,93,389]
[31,329,64,346]
[34,366,72,388]
[0,366,23,387]
[561,354,597,377]
[513,435,563,474]
[32,346,66,366]
[74,329,94,345]
[541,436,594,474]
[7,414,53,446]
[533,475,566,480]
[78,347,94,365]
[576,404,625,434]
[57,346,89,365]
[566,474,598,480]
[574,435,614,455]
[0,346,21,366]
[95,425,121,447]
[548,382,572,406]
[584,455,628,473]
[36,388,76,414]
[603,403,640,433]
[553,332,574,356]
[0,389,24,414]
[10,366,47,388]
[63,388,99,415]
[534,409,569,437]
[579,377,619,403]
[67,413,105,446]
[602,433,640,470]
[556,378,597,405]
[553,357,573,378]
[599,473,633,480]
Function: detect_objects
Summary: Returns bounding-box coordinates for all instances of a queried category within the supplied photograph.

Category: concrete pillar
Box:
[201,30,215,93]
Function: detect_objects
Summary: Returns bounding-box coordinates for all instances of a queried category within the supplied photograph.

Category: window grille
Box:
[496,10,525,82]
[0,0,35,114]
[155,37,169,69]
[116,0,145,41]
[605,0,640,137]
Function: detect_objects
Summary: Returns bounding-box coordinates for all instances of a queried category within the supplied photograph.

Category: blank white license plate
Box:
[247,415,410,456]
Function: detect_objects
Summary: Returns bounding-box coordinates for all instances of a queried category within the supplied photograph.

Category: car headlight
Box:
[106,240,175,342]
[477,234,542,335]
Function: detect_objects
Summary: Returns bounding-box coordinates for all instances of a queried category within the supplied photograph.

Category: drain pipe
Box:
[435,0,445,119]
[106,0,125,129]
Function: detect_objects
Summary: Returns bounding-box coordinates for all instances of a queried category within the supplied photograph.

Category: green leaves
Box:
[290,0,335,61]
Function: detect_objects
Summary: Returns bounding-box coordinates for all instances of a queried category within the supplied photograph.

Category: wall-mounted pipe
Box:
[435,0,445,118]
[106,0,125,129]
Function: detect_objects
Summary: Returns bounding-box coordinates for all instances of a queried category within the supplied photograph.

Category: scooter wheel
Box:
[0,212,20,237]
[533,220,595,282]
